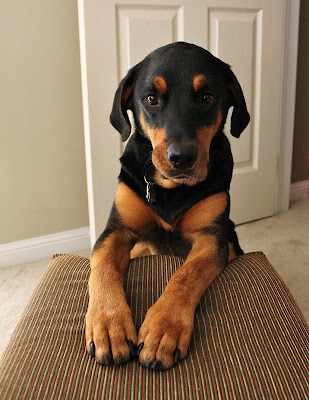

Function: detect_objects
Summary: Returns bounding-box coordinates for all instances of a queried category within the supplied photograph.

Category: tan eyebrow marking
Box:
[153,76,167,94]
[193,74,207,91]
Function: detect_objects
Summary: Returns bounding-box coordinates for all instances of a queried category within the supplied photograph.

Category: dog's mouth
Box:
[153,167,203,188]
[171,175,195,184]
[160,172,197,184]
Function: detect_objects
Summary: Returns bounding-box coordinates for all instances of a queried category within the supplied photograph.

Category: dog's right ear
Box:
[110,67,137,142]
[225,66,250,138]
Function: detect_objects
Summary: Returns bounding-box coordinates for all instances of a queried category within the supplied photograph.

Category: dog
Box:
[85,42,250,370]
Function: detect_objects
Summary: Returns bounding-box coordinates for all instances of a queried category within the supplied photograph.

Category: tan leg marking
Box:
[179,191,228,232]
[138,233,223,369]
[130,241,158,259]
[115,182,156,233]
[115,182,173,232]
[86,230,137,364]
[138,190,229,369]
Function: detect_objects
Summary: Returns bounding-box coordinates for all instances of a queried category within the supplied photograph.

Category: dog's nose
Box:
[167,143,198,169]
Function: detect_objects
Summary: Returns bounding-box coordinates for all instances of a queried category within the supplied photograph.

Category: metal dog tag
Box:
[146,182,156,203]
[144,171,157,203]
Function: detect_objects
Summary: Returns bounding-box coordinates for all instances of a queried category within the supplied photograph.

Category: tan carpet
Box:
[0,199,308,357]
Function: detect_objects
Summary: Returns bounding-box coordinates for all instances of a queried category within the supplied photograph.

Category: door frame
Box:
[78,0,300,247]
[275,0,300,213]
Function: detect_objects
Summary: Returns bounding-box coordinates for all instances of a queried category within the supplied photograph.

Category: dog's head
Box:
[110,42,250,187]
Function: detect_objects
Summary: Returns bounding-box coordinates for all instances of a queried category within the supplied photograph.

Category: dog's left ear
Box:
[110,66,137,142]
[225,66,250,138]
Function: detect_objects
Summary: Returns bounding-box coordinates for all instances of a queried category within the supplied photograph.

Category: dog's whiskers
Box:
[143,154,153,173]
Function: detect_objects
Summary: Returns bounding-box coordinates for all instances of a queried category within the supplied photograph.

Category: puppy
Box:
[85,42,250,370]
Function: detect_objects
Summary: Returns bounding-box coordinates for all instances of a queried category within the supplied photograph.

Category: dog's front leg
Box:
[137,192,229,370]
[85,183,157,366]
[138,230,228,370]
[85,227,137,365]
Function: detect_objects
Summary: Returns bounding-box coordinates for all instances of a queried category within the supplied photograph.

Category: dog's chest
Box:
[136,226,192,259]
[146,184,209,226]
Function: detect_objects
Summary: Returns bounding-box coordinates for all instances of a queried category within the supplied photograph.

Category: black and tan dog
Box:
[85,42,250,370]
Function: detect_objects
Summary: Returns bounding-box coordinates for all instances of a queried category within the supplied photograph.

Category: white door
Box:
[78,0,297,245]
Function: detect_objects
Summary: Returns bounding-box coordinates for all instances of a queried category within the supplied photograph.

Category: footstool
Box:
[0,252,308,399]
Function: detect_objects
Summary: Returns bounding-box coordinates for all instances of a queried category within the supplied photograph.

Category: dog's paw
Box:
[137,297,194,370]
[85,302,137,366]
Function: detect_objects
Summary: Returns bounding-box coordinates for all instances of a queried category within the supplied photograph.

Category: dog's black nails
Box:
[90,342,95,358]
[126,339,136,358]
[151,360,162,370]
[98,355,111,366]
[115,356,125,366]
[174,347,181,363]
[143,359,151,368]
[102,355,111,366]
[136,343,144,356]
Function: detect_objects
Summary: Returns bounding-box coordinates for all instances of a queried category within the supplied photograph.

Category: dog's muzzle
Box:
[166,143,198,170]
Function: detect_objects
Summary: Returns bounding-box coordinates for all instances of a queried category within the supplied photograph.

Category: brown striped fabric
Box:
[0,252,308,399]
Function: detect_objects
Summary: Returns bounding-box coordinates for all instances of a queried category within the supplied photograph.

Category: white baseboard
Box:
[290,179,309,203]
[0,227,90,269]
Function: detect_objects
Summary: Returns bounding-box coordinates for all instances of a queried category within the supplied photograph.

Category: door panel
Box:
[206,3,283,223]
[207,6,278,223]
[117,6,184,73]
[209,8,261,167]
[79,0,286,244]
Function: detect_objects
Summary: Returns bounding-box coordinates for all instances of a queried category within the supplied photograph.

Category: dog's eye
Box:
[146,94,159,106]
[202,93,214,104]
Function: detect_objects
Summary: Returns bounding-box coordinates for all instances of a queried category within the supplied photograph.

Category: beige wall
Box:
[0,0,88,244]
[292,0,309,183]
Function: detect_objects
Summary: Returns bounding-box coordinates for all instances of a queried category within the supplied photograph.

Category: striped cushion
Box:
[0,253,308,399]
